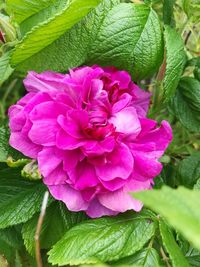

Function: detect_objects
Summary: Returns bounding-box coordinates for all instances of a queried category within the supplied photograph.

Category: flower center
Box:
[84,123,115,140]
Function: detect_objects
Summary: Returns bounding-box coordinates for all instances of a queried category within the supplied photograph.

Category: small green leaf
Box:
[112,248,161,267]
[11,0,101,65]
[163,26,186,100]
[170,77,200,132]
[134,186,200,251]
[0,122,24,162]
[159,220,189,267]
[0,167,48,228]
[48,210,157,266]
[178,152,200,188]
[0,53,13,85]
[0,226,23,263]
[22,202,88,255]
[6,0,61,24]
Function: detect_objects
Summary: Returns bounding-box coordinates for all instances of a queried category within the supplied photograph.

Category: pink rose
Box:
[8,65,172,218]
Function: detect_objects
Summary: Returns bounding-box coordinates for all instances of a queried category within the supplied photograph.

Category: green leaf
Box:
[159,220,189,267]
[11,0,101,65]
[163,0,175,25]
[170,77,200,132]
[0,53,13,85]
[19,1,67,37]
[0,167,48,228]
[22,202,88,255]
[87,3,163,80]
[187,254,200,267]
[48,210,157,266]
[178,152,200,188]
[15,1,163,80]
[163,26,186,100]
[14,0,119,74]
[6,0,62,24]
[0,122,25,162]
[112,248,161,267]
[0,226,23,263]
[134,186,200,251]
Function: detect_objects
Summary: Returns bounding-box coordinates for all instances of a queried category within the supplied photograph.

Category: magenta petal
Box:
[71,161,99,190]
[124,178,153,192]
[63,149,83,171]
[38,147,62,176]
[131,84,151,117]
[8,105,26,131]
[57,110,88,138]
[48,184,89,211]
[98,189,142,212]
[100,178,127,191]
[86,199,118,218]
[56,129,86,150]
[24,71,67,93]
[112,93,132,113]
[109,107,141,137]
[29,101,68,121]
[132,152,163,178]
[95,143,133,181]
[28,120,59,146]
[9,132,41,158]
[43,165,68,185]
[138,120,173,153]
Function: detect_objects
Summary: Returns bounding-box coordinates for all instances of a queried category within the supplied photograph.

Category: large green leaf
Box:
[48,210,157,266]
[177,152,200,188]
[14,0,119,74]
[0,122,24,162]
[163,26,186,100]
[0,53,13,85]
[87,3,163,80]
[112,248,161,267]
[0,167,48,228]
[22,202,88,255]
[14,1,163,80]
[134,186,200,251]
[170,77,200,132]
[11,0,101,65]
[159,220,189,267]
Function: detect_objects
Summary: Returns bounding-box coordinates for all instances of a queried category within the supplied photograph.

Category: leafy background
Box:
[0,0,200,266]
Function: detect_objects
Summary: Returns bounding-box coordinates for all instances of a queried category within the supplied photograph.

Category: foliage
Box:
[0,0,200,266]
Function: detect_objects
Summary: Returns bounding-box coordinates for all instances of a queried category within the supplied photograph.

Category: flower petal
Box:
[109,107,141,137]
[95,143,133,181]
[48,184,89,211]
[98,189,142,212]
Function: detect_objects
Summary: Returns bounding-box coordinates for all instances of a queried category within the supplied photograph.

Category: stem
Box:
[2,79,17,103]
[160,247,171,267]
[35,191,49,267]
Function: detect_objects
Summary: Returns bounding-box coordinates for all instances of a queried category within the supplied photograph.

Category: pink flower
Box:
[8,65,172,218]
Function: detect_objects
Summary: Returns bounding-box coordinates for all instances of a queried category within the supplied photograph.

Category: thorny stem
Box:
[35,191,49,267]
[160,247,171,267]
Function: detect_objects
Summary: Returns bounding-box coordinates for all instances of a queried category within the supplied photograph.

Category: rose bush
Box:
[9,65,172,217]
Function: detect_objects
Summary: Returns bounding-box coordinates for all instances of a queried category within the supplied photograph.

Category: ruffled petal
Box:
[98,189,142,212]
[9,132,41,158]
[109,107,141,137]
[48,184,89,211]
[95,143,133,181]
